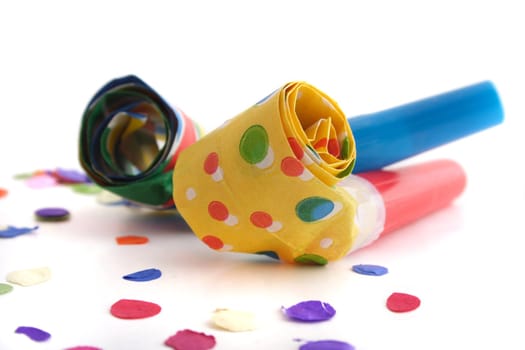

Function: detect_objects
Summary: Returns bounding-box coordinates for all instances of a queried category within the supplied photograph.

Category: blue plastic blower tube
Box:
[349,81,504,173]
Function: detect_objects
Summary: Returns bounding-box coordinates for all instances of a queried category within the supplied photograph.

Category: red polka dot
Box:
[208,201,229,221]
[250,211,273,228]
[386,292,421,312]
[288,137,304,159]
[281,157,304,177]
[203,152,219,174]
[313,138,328,150]
[328,138,340,157]
[202,235,224,250]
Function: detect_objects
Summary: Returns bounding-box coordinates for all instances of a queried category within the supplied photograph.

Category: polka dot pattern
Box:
[172,81,358,264]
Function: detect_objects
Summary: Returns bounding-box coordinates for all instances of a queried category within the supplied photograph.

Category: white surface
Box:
[1,1,524,349]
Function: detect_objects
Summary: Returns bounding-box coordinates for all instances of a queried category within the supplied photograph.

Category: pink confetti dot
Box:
[164,329,216,350]
[386,292,421,312]
[208,201,229,221]
[110,299,161,319]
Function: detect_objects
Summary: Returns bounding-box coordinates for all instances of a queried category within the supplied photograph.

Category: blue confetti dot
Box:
[122,268,162,282]
[0,226,38,238]
[299,340,355,350]
[351,264,388,276]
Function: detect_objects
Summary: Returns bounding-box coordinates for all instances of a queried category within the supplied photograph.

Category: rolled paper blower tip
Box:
[350,81,504,173]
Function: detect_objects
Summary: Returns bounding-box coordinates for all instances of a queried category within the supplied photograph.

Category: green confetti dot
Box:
[239,125,269,164]
[71,183,102,194]
[0,283,13,295]
[294,254,328,265]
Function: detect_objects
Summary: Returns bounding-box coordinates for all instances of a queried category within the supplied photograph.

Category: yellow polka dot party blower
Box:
[79,76,503,264]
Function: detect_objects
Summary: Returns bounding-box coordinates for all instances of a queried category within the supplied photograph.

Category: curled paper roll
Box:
[79,75,200,208]
[172,82,360,264]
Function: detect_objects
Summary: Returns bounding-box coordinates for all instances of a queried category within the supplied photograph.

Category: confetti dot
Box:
[0,225,38,238]
[239,125,270,164]
[299,340,355,350]
[116,235,149,245]
[54,168,90,184]
[164,329,216,350]
[296,197,340,222]
[0,187,7,198]
[294,254,328,266]
[256,251,280,260]
[319,238,333,249]
[250,211,273,228]
[352,264,389,276]
[110,299,161,319]
[15,326,51,342]
[282,300,336,322]
[0,283,13,295]
[35,207,70,221]
[65,347,102,350]
[281,157,304,177]
[6,267,51,286]
[71,183,102,194]
[25,174,57,189]
[202,235,224,250]
[386,292,421,312]
[208,201,229,221]
[186,187,197,200]
[211,309,256,332]
[123,268,162,282]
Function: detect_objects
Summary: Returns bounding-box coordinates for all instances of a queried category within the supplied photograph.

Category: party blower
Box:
[79,77,503,264]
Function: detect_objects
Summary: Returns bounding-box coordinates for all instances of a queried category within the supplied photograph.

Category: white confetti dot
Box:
[7,267,51,286]
[211,309,256,332]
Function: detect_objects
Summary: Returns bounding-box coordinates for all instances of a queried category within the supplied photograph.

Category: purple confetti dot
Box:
[351,264,389,276]
[123,268,162,282]
[15,326,51,342]
[299,340,355,350]
[282,300,336,322]
[35,207,70,220]
[55,168,91,183]
[0,226,38,238]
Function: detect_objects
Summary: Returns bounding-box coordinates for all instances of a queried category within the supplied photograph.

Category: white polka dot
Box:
[319,238,333,249]
[220,244,233,252]
[212,167,224,182]
[224,215,238,226]
[255,147,274,169]
[267,221,283,233]
[186,187,196,200]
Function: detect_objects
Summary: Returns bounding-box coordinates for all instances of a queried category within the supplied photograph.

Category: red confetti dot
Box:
[0,188,8,198]
[281,157,304,177]
[116,235,149,245]
[288,137,304,159]
[204,152,219,175]
[313,138,328,150]
[208,201,229,221]
[202,235,224,250]
[250,211,273,228]
[164,329,216,350]
[386,292,421,312]
[327,138,340,157]
[110,299,161,319]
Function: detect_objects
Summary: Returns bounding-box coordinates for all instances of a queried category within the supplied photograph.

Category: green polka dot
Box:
[0,283,13,295]
[239,125,269,164]
[294,254,328,265]
[296,197,335,222]
[340,136,350,160]
[336,159,355,178]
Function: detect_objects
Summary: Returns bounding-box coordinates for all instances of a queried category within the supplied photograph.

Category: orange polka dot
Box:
[281,157,304,177]
[327,138,340,157]
[202,235,224,250]
[250,211,273,228]
[208,201,229,221]
[204,152,219,174]
[288,137,303,159]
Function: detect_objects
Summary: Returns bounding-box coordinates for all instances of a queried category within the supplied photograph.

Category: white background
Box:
[1,1,524,349]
